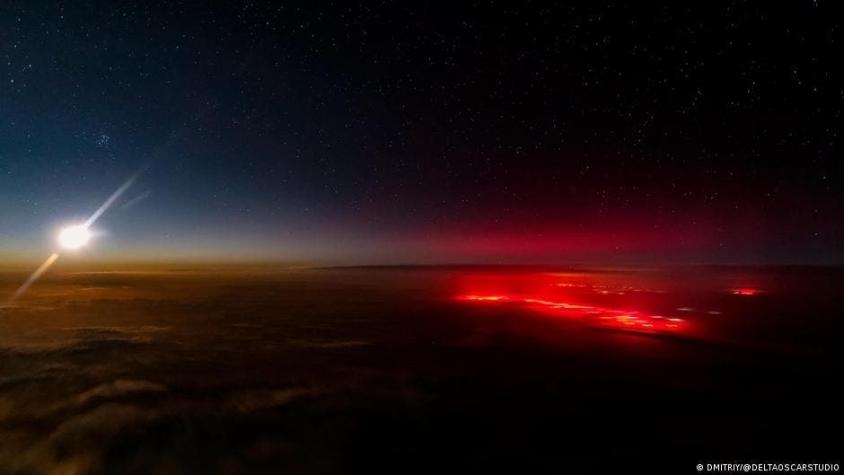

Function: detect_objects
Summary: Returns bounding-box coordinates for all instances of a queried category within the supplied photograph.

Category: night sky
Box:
[1,1,842,265]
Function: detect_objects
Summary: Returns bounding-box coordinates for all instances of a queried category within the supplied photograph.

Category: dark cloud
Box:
[0,267,840,473]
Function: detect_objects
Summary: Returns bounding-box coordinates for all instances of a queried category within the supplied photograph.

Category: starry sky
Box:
[1,1,842,265]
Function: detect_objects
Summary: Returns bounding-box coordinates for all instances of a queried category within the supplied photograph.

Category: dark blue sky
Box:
[2,1,842,265]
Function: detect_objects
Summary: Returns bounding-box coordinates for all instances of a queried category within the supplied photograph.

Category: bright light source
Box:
[58,225,91,250]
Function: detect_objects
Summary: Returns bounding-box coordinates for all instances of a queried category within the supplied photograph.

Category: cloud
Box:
[2,404,154,475]
[290,339,371,349]
[76,380,167,406]
[227,387,318,413]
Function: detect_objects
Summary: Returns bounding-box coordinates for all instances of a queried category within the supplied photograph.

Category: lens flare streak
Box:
[3,174,138,307]
[4,253,60,307]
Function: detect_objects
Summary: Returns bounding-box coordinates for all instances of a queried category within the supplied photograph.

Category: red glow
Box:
[391,215,741,264]
[731,288,759,296]
[460,295,511,302]
[454,273,690,335]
